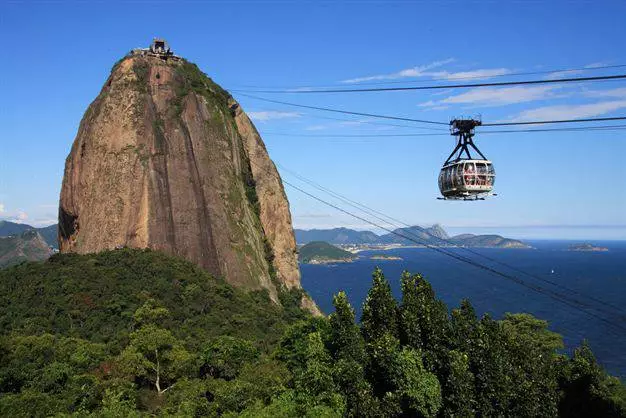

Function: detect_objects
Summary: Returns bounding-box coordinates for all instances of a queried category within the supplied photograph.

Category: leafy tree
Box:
[294,332,345,415]
[275,316,330,372]
[234,389,342,418]
[472,314,514,417]
[559,341,626,417]
[398,271,450,371]
[439,349,475,417]
[98,380,141,418]
[502,313,562,416]
[328,292,378,417]
[389,347,442,417]
[202,335,259,380]
[117,302,193,395]
[450,299,480,356]
[361,268,399,343]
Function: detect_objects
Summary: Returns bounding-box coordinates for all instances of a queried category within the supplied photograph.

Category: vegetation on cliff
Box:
[0,250,624,416]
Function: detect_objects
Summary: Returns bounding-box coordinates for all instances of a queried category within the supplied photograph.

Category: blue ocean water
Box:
[300,240,626,379]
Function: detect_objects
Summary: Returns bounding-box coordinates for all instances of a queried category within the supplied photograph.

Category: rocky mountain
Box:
[0,221,58,249]
[295,225,529,248]
[0,230,53,268]
[448,234,530,248]
[0,220,32,236]
[58,45,315,312]
[379,225,450,245]
[36,224,59,249]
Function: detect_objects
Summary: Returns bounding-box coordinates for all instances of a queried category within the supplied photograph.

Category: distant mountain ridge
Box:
[0,220,58,249]
[295,224,529,248]
[0,229,53,267]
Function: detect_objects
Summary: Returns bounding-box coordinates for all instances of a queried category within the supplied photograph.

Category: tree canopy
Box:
[0,249,624,416]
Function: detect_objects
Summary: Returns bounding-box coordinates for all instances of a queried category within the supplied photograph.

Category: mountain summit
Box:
[59,40,313,309]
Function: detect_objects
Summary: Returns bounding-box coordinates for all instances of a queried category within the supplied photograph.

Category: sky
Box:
[1,1,625,239]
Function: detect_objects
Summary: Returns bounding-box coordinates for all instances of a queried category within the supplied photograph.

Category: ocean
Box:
[300,240,626,379]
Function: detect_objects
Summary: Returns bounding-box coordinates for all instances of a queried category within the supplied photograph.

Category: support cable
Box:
[276,163,626,318]
[246,160,626,334]
[232,74,626,94]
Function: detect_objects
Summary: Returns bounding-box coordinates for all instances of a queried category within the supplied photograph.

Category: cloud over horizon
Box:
[248,111,301,122]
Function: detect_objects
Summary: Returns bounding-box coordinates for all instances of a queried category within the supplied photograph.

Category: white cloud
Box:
[429,68,511,81]
[248,111,301,122]
[342,61,514,84]
[508,100,626,122]
[341,58,455,83]
[585,62,609,69]
[304,125,328,131]
[6,211,29,224]
[419,86,557,108]
[30,218,58,227]
[584,87,626,99]
[0,203,4,214]
[545,69,585,80]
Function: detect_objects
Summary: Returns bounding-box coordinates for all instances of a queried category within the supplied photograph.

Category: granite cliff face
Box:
[59,51,315,311]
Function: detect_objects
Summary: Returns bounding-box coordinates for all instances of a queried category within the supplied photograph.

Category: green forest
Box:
[0,249,624,417]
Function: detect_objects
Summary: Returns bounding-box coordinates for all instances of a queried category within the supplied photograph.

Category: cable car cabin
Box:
[439,118,496,200]
[438,160,495,200]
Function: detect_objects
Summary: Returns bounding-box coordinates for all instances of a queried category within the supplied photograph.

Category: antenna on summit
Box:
[130,38,181,61]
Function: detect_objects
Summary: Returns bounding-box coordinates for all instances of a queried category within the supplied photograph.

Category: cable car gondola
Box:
[438,119,495,200]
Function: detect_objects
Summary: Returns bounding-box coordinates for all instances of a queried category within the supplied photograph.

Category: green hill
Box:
[0,248,305,346]
[298,241,357,264]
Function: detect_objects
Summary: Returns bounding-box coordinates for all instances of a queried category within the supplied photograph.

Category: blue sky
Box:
[1,1,625,239]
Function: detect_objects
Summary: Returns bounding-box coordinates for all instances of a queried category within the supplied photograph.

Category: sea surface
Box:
[300,240,626,379]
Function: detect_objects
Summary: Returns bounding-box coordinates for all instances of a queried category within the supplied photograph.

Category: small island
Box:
[370,254,403,261]
[298,241,358,264]
[567,243,609,252]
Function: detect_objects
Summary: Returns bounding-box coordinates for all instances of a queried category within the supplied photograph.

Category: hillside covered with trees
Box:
[0,249,624,416]
[298,241,357,264]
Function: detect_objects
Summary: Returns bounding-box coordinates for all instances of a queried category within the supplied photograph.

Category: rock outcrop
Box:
[59,50,316,311]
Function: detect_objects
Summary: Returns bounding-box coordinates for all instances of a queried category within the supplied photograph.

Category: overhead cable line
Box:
[234,92,449,126]
[230,63,626,90]
[483,116,626,127]
[257,107,449,131]
[259,124,626,138]
[276,163,626,318]
[235,92,626,128]
[245,159,626,333]
[232,73,626,94]
[272,169,626,334]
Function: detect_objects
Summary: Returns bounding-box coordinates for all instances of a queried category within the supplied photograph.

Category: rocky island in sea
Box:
[370,254,403,261]
[567,243,609,252]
